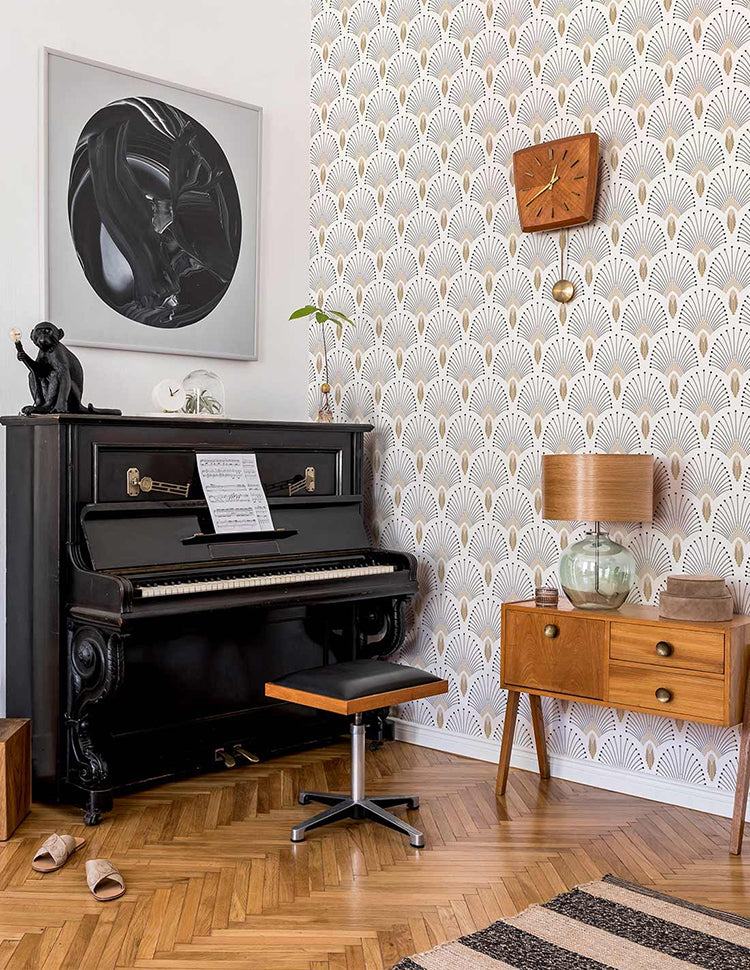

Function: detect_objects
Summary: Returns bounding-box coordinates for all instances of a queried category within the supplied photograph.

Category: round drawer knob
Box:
[543,624,559,639]
[655,687,672,703]
[655,641,673,657]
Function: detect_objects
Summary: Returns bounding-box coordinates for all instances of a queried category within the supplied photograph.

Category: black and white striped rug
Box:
[393,875,750,969]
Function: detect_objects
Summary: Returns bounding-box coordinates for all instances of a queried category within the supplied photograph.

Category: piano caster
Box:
[234,745,260,764]
[215,748,236,768]
[79,789,112,826]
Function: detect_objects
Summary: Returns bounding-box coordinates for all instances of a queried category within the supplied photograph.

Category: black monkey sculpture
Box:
[12,322,121,415]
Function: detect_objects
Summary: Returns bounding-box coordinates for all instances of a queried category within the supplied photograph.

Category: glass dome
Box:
[559,531,635,610]
[182,369,226,416]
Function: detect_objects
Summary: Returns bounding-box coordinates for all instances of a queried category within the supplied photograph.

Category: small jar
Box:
[535,586,559,608]
[182,369,226,416]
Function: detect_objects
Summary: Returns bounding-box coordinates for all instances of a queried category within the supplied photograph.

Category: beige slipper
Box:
[86,859,125,901]
[31,834,86,873]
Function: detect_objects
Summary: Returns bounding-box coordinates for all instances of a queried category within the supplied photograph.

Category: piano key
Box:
[136,563,396,598]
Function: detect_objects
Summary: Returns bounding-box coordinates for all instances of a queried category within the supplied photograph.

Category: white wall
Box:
[0,0,312,709]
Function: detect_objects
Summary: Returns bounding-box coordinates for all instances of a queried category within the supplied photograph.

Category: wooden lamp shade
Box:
[542,454,654,523]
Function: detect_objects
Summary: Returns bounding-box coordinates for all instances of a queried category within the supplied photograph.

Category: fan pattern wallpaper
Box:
[309,0,750,799]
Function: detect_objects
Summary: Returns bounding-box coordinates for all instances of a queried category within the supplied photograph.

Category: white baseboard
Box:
[392,718,749,822]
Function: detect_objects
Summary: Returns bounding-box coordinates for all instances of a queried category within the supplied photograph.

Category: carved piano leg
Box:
[384,597,407,655]
[357,599,409,749]
[357,597,408,659]
[66,624,124,824]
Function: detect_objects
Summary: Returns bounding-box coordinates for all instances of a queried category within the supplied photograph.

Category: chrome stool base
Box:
[290,715,424,847]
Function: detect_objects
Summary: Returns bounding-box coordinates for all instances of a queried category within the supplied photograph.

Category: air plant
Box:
[289,305,354,422]
[184,389,223,415]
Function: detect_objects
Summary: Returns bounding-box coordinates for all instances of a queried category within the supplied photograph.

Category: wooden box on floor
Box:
[0,719,31,840]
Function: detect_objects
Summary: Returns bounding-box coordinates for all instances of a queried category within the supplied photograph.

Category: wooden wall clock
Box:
[513,133,599,233]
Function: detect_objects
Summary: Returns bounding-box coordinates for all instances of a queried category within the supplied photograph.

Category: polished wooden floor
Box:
[3,740,750,969]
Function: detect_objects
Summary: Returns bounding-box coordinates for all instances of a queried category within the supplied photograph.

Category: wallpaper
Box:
[308,0,750,797]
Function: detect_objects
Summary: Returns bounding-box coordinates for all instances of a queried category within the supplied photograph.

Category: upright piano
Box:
[1,414,417,823]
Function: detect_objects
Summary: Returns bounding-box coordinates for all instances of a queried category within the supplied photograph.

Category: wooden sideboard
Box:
[497,600,750,854]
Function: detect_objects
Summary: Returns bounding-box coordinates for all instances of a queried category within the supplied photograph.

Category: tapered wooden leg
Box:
[496,690,520,796]
[529,694,550,780]
[730,673,750,854]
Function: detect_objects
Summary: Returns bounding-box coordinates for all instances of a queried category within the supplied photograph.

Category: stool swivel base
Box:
[291,714,425,848]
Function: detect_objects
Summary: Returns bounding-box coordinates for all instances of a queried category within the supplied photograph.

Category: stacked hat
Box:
[659,574,733,622]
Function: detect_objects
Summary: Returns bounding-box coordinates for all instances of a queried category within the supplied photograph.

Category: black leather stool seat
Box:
[270,659,443,702]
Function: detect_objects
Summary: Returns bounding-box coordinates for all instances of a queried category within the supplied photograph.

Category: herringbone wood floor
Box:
[3,741,750,969]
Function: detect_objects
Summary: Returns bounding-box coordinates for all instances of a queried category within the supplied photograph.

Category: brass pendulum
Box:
[552,229,574,303]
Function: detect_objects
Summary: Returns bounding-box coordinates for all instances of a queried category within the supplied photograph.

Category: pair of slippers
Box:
[31,834,125,902]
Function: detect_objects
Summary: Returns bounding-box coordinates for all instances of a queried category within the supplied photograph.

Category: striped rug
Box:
[393,875,750,969]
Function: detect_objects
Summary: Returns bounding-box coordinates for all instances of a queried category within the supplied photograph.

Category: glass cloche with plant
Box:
[182,369,226,416]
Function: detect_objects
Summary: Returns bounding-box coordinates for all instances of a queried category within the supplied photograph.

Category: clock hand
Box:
[525,164,561,206]
[525,183,551,205]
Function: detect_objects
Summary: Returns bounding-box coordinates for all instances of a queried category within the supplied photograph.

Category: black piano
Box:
[1,414,417,823]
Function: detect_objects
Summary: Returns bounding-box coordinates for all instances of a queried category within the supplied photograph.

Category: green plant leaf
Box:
[315,311,330,324]
[328,310,354,325]
[288,305,319,320]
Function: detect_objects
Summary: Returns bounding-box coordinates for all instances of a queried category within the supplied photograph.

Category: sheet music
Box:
[240,454,274,530]
[196,453,274,534]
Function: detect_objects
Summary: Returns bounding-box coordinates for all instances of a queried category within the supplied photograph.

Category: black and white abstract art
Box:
[69,98,242,329]
[46,52,260,359]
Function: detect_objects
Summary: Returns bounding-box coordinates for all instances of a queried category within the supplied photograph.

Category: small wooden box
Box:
[0,719,31,840]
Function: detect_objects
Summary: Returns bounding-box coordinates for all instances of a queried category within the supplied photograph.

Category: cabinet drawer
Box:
[610,623,724,673]
[608,663,725,722]
[503,610,606,700]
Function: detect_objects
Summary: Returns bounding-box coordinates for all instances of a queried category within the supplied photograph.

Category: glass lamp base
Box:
[559,531,635,610]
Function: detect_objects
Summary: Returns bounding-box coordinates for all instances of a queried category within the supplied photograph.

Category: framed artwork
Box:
[44,49,261,360]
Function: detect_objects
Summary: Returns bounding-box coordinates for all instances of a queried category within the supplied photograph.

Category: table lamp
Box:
[542,454,654,610]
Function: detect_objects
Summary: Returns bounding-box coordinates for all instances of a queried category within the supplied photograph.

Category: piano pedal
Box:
[215,748,236,768]
[234,745,260,764]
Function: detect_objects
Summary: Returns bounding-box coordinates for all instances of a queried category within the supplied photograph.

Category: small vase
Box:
[316,382,334,422]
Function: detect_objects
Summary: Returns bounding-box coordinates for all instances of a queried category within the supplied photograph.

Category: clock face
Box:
[513,133,599,233]
[152,379,187,413]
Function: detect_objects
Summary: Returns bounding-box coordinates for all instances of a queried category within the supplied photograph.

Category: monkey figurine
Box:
[12,322,121,415]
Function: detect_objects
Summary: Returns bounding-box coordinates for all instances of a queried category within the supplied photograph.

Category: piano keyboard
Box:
[136,563,396,599]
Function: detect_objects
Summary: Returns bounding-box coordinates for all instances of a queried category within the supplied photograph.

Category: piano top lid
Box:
[0,413,374,431]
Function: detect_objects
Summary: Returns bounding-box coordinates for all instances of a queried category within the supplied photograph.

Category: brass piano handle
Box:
[543,623,559,639]
[655,687,672,704]
[127,467,190,498]
[287,467,316,495]
[655,641,673,657]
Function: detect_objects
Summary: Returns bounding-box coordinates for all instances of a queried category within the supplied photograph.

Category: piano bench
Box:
[265,660,447,847]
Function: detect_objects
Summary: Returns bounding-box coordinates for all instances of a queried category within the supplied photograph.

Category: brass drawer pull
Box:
[543,624,559,639]
[655,641,673,657]
[655,687,672,703]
